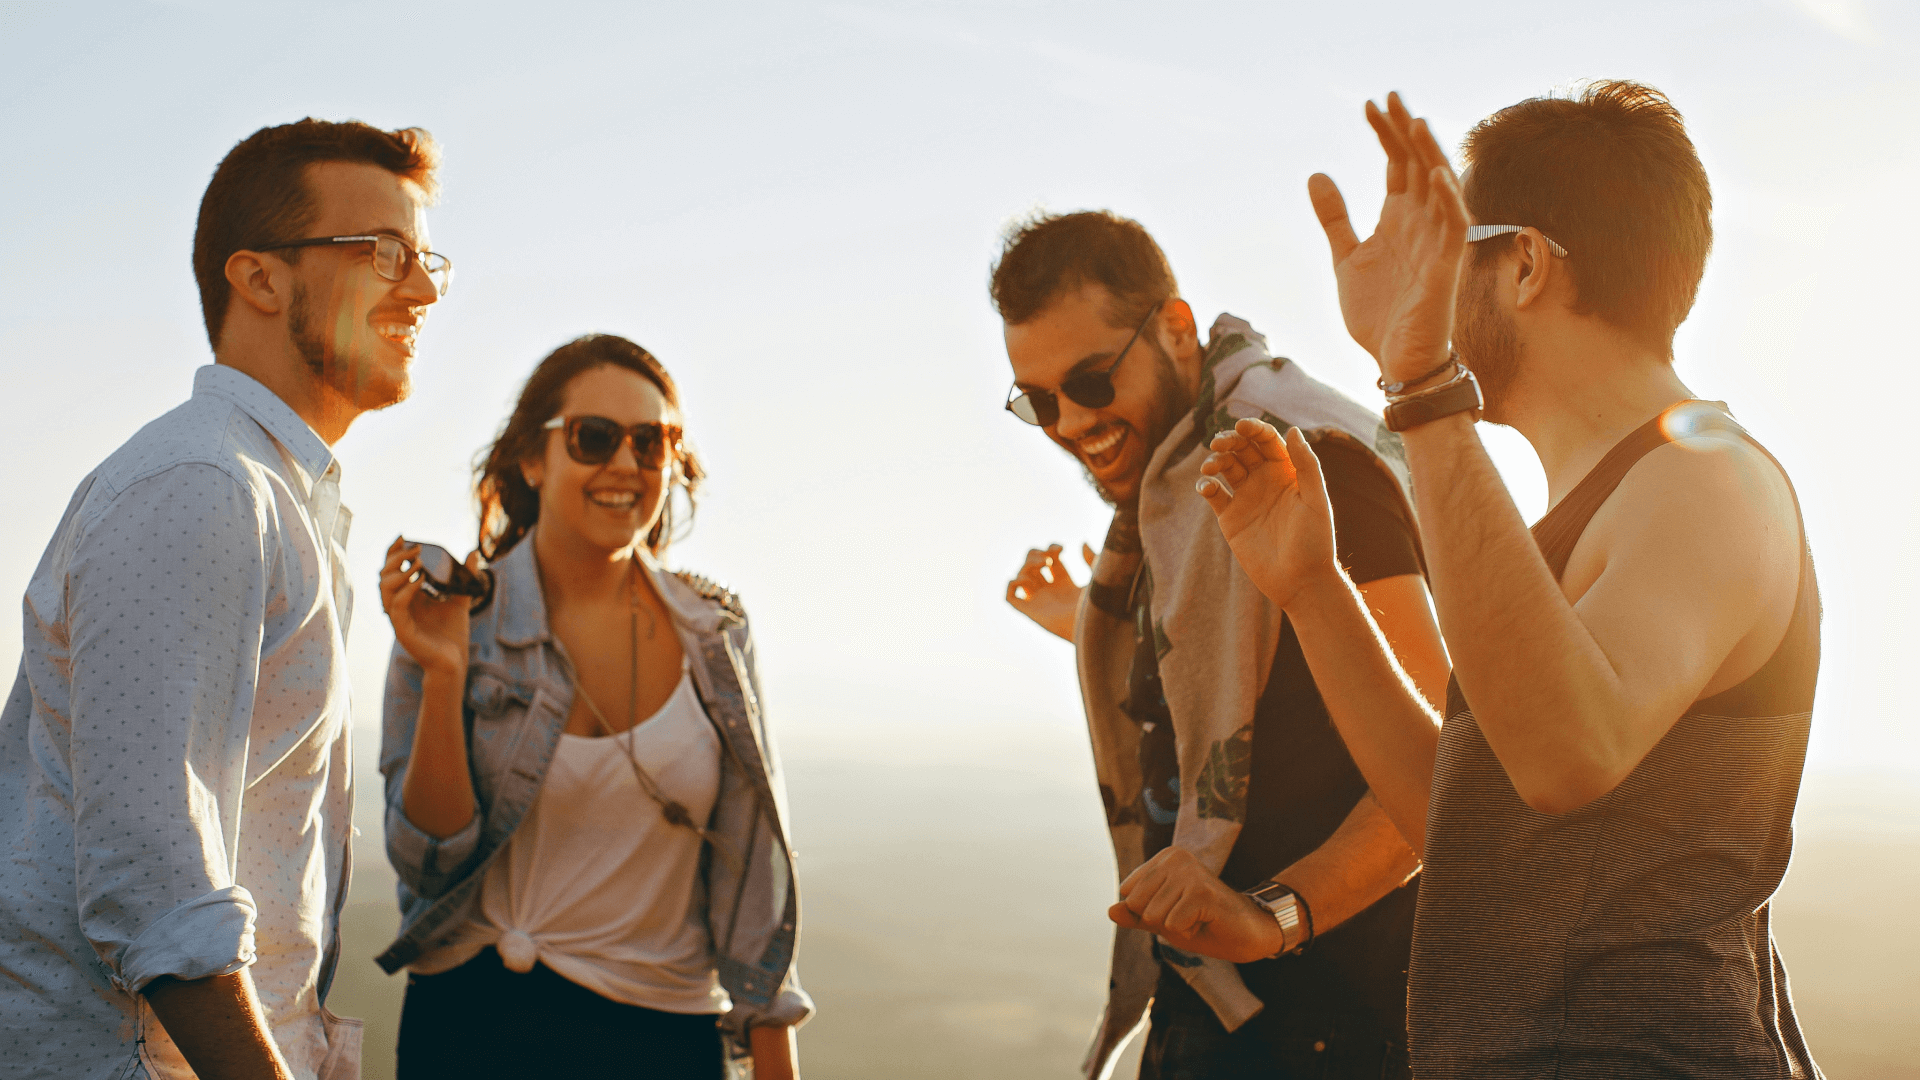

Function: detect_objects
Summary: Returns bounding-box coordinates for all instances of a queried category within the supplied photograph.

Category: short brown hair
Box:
[1461,80,1711,350]
[475,334,707,562]
[989,210,1177,328]
[192,119,442,350]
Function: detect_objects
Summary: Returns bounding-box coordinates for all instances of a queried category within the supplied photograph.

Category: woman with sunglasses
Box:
[374,334,809,1079]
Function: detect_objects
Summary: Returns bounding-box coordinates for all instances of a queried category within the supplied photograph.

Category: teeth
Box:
[374,323,418,342]
[1079,428,1125,458]
[588,491,638,509]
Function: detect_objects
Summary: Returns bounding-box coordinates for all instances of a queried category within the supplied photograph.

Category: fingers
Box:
[1234,418,1295,465]
[1081,543,1097,568]
[1283,427,1330,506]
[1307,173,1359,264]
[1366,98,1411,196]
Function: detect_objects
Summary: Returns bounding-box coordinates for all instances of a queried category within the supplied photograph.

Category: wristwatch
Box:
[1384,367,1483,432]
[1243,882,1308,957]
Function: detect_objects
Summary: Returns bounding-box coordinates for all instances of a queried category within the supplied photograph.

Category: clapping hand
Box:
[1006,542,1096,642]
[1310,92,1470,383]
[1196,422,1341,612]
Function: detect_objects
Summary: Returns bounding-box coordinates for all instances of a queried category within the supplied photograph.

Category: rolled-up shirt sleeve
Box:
[65,463,269,992]
[380,642,481,898]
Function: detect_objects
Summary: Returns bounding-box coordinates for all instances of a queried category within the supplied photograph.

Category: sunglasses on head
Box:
[1005,300,1163,428]
[543,415,685,469]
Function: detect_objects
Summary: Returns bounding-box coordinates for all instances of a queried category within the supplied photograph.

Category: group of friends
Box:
[0,77,1822,1080]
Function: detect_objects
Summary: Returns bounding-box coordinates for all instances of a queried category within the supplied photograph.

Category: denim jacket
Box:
[374,537,811,1039]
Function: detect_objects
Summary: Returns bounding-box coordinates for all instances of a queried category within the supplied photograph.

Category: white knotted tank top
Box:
[411,665,728,1014]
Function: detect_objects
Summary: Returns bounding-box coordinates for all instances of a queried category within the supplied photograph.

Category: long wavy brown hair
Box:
[475,334,706,562]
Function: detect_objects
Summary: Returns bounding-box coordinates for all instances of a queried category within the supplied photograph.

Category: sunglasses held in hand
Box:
[404,541,495,611]
[1004,300,1162,427]
[543,415,686,469]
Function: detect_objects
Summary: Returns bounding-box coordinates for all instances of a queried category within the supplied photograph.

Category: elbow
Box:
[1510,764,1623,817]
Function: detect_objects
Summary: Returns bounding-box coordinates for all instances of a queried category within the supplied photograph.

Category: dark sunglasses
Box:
[1004,300,1163,427]
[543,415,685,469]
[403,540,495,611]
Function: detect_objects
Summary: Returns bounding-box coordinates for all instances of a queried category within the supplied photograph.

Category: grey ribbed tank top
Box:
[1408,402,1824,1079]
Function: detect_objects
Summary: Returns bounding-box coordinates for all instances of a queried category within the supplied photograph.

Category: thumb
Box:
[1308,173,1361,265]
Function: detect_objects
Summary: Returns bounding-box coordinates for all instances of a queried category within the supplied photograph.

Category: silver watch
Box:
[1243,882,1304,958]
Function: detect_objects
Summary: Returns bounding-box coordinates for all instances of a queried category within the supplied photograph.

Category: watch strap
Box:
[1243,882,1304,957]
[1384,368,1483,432]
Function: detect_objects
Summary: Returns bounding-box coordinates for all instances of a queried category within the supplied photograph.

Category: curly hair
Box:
[475,334,706,562]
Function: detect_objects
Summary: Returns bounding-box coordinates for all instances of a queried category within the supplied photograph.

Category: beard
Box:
[1453,262,1520,424]
[1072,338,1190,508]
[288,280,410,412]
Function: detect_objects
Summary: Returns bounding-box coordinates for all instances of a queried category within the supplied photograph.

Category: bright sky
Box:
[2,0,1915,787]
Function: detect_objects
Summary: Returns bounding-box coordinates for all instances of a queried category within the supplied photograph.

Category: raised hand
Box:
[380,536,475,676]
[1309,92,1470,382]
[1196,421,1341,611]
[1006,542,1095,642]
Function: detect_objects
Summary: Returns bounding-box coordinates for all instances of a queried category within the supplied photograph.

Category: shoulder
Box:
[1584,412,1801,595]
[671,568,748,622]
[1615,415,1798,539]
[87,396,263,514]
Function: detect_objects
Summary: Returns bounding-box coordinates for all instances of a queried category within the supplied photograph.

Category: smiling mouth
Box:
[587,490,639,511]
[373,321,420,350]
[1076,425,1128,471]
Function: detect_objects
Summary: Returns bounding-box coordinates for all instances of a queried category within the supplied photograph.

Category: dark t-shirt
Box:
[1122,433,1424,1041]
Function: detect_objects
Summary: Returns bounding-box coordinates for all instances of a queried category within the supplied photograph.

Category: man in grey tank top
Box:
[1125,82,1825,1078]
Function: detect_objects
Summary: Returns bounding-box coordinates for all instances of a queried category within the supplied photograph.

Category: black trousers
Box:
[1141,964,1412,1080]
[396,947,725,1079]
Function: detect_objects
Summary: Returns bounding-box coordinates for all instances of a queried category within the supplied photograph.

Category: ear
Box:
[224,250,290,316]
[519,455,545,492]
[1511,230,1559,311]
[1160,298,1202,364]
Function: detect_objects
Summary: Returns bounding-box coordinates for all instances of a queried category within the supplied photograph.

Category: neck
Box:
[1503,328,1694,509]
[533,522,640,615]
[216,338,359,445]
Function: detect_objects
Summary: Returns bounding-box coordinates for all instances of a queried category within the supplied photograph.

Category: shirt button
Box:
[1313,1040,1327,1053]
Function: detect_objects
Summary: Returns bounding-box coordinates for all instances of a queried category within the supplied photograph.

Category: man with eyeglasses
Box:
[994,210,1449,1079]
[0,119,447,1080]
[1163,83,1825,1078]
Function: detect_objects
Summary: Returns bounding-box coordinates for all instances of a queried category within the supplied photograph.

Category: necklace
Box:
[567,562,736,870]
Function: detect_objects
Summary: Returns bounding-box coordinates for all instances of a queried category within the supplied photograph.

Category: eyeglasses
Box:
[1466,224,1569,258]
[543,415,685,469]
[255,234,454,296]
[1005,300,1163,427]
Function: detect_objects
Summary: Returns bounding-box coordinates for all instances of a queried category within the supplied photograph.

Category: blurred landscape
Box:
[333,728,1918,1080]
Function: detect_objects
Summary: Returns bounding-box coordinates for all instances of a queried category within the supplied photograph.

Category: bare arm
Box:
[751,1025,800,1080]
[1311,95,1799,813]
[144,970,293,1080]
[1109,572,1439,956]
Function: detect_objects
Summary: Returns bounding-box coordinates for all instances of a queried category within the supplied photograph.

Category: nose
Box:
[395,254,441,307]
[1053,395,1100,440]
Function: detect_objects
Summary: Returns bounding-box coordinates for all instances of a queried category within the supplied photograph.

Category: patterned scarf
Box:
[1076,314,1409,1078]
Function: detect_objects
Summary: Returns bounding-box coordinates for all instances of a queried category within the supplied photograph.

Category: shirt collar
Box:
[193,365,337,484]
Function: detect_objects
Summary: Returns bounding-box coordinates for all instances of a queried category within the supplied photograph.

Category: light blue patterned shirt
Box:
[0,365,359,1079]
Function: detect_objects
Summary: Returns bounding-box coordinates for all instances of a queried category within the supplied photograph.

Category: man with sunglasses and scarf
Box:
[994,210,1449,1080]
[0,119,446,1080]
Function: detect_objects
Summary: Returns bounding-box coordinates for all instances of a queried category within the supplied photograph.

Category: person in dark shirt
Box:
[996,210,1449,1080]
